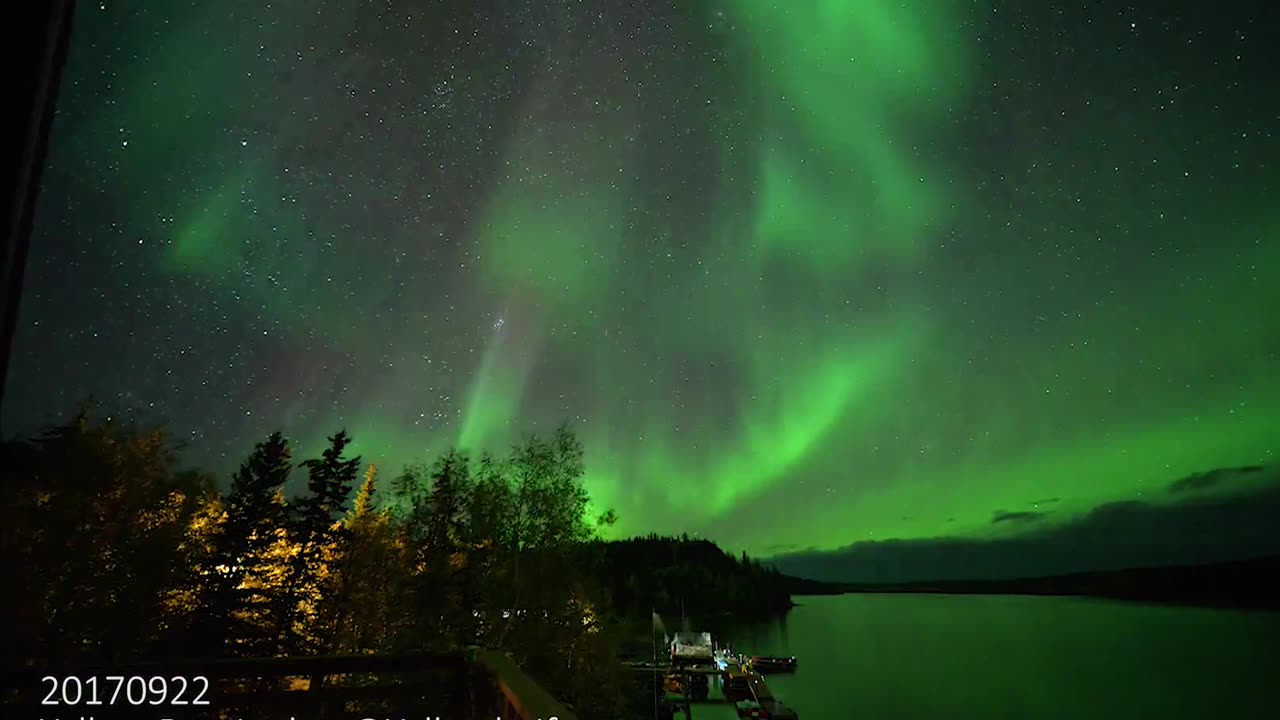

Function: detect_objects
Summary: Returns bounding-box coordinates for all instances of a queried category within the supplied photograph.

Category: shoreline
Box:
[782,554,1280,614]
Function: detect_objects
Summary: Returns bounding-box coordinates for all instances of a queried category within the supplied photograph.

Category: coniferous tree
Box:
[427,449,470,554]
[352,462,377,516]
[225,432,292,550]
[200,431,293,657]
[426,449,473,643]
[297,430,361,542]
[330,462,412,653]
[287,430,361,652]
[463,451,515,643]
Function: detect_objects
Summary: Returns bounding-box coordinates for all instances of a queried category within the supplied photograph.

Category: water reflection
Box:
[679,594,1279,720]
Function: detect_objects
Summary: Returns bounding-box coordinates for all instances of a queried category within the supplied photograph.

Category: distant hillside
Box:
[593,535,795,619]
[771,464,1280,583]
[784,555,1280,612]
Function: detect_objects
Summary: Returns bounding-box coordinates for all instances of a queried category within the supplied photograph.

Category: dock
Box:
[622,660,792,718]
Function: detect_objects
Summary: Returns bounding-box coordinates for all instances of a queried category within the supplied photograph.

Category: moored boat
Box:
[746,655,797,673]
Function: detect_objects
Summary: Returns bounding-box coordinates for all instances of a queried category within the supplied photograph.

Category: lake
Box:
[683,593,1280,719]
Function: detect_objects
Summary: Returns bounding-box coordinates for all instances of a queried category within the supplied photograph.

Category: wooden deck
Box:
[1,650,578,720]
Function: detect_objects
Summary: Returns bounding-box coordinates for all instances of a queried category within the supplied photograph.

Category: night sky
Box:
[5,0,1278,559]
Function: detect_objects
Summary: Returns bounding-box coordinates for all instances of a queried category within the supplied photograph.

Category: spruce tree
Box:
[351,462,378,517]
[204,431,293,657]
[287,430,361,653]
[298,430,361,543]
[423,450,472,644]
[428,449,470,553]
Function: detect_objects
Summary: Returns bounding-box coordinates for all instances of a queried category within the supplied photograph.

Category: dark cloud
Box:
[992,510,1046,524]
[1030,497,1060,505]
[770,465,1280,583]
[1168,465,1266,494]
[1169,472,1222,493]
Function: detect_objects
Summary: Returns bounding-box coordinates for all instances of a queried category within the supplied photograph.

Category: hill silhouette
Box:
[771,463,1280,612]
[783,554,1280,613]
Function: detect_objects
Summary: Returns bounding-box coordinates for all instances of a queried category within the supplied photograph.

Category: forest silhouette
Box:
[1,407,795,715]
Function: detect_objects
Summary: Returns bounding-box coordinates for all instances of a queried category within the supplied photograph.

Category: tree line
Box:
[594,534,794,619]
[1,408,796,716]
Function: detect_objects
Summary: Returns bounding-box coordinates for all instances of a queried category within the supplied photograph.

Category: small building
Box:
[669,631,713,665]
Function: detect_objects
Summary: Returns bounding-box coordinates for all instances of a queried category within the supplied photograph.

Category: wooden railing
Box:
[1,649,578,720]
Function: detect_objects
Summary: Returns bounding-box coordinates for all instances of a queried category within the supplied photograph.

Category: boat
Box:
[746,655,797,674]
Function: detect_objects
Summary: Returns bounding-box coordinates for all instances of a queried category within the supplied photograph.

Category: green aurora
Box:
[9,0,1278,556]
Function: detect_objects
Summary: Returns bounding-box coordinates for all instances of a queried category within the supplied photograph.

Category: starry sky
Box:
[5,0,1278,559]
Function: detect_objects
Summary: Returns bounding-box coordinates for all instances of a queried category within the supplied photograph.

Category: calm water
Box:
[686,594,1279,720]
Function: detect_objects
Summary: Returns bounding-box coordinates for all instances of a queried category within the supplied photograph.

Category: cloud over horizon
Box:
[771,465,1280,583]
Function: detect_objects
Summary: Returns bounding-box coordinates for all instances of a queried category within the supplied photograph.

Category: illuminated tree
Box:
[0,410,207,666]
[285,430,361,653]
[329,462,417,653]
[199,431,294,657]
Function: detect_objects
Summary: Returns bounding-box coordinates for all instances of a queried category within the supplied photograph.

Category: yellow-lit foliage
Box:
[160,491,225,618]
[183,493,227,555]
[1,415,213,665]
